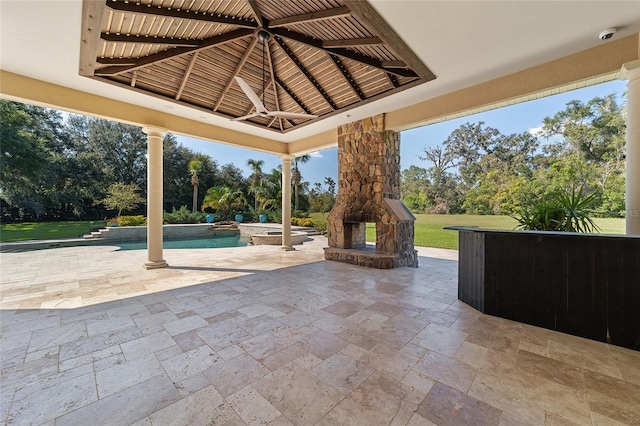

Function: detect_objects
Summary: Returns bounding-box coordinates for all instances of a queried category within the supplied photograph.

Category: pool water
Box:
[113,235,248,251]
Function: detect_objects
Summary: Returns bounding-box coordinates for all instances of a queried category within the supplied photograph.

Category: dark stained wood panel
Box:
[452,227,640,351]
[83,0,435,132]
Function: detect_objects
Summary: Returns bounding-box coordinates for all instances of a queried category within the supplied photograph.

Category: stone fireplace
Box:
[324,114,418,269]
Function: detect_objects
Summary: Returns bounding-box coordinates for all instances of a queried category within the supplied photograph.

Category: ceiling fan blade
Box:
[234,76,267,113]
[230,112,261,122]
[269,111,318,120]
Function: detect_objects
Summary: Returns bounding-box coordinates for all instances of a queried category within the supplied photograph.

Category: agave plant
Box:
[512,186,600,233]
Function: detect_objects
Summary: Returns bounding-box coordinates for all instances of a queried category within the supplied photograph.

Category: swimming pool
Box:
[0,235,248,252]
[112,235,248,251]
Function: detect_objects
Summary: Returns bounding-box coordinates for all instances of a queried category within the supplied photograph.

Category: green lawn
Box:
[1,215,626,248]
[0,221,106,242]
[311,213,625,250]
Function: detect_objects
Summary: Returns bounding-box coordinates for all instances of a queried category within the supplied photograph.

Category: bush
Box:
[291,217,315,227]
[512,186,600,233]
[292,210,310,218]
[118,215,146,226]
[268,209,282,224]
[163,206,206,224]
[313,218,327,233]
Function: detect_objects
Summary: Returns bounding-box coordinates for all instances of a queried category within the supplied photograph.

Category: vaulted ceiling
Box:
[82,0,435,133]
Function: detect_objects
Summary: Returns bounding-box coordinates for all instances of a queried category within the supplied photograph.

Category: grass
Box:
[1,215,626,248]
[0,221,106,242]
[310,213,625,250]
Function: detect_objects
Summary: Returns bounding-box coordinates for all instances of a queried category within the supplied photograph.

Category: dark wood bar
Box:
[447,226,640,351]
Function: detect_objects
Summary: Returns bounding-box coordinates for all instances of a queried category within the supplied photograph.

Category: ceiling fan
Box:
[231,30,318,122]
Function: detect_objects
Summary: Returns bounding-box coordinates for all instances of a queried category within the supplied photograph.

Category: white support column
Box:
[280,154,295,251]
[622,60,640,235]
[143,127,168,269]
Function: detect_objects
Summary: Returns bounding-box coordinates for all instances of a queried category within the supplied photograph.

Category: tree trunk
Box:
[192,185,198,213]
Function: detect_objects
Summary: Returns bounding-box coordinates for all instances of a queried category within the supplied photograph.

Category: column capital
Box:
[142,126,166,137]
[621,59,640,80]
[279,154,295,162]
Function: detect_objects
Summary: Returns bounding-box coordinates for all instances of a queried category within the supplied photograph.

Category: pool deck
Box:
[1,237,639,425]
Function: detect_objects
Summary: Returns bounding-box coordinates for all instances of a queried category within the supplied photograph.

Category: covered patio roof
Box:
[1,1,639,155]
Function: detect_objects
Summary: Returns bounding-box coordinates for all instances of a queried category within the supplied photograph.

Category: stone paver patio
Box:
[1,237,639,425]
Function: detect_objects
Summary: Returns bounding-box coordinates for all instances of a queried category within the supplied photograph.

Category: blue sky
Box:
[176,80,627,187]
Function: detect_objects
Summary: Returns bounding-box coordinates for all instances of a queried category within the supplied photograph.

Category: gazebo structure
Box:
[1,1,639,269]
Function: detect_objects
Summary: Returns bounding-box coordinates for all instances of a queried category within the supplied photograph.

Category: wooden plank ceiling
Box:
[82,0,435,133]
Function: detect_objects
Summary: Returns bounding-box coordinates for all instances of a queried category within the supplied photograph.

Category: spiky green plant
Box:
[512,186,600,233]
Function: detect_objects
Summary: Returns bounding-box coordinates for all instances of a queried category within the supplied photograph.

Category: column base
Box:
[144,260,168,270]
[280,245,296,251]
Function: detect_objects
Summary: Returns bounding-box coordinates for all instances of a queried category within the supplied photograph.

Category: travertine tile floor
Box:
[1,237,639,425]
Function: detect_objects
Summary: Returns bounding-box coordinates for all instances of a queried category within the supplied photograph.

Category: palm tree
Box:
[247,159,265,211]
[292,154,310,211]
[188,160,202,213]
[201,186,248,220]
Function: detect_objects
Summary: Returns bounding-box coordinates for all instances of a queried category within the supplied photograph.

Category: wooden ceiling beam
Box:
[95,28,254,76]
[385,73,399,88]
[106,1,257,29]
[101,33,200,47]
[322,37,383,48]
[246,0,264,27]
[274,76,313,116]
[176,52,199,101]
[214,36,259,111]
[79,0,105,76]
[265,41,286,130]
[381,60,407,68]
[267,6,351,28]
[346,0,435,81]
[273,36,337,111]
[329,55,364,101]
[97,57,137,65]
[270,28,418,78]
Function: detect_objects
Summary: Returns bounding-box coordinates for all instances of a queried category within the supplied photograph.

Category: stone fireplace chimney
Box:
[324,114,418,269]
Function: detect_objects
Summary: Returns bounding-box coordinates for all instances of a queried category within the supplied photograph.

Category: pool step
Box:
[296,227,323,236]
[83,228,109,239]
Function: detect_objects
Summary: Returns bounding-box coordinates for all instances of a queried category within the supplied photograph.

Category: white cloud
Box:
[528,126,543,136]
[309,151,323,158]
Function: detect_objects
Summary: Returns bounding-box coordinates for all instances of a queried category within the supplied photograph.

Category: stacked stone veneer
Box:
[325,114,418,269]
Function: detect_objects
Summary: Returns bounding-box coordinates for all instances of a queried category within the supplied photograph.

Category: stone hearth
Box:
[325,114,418,269]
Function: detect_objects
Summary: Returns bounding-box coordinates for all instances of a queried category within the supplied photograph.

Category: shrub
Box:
[313,218,327,233]
[291,217,315,227]
[267,209,282,223]
[163,206,206,224]
[118,215,146,226]
[292,210,310,218]
[512,186,600,233]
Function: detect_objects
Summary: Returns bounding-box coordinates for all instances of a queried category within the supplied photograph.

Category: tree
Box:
[292,155,310,211]
[201,186,248,220]
[188,160,202,212]
[102,183,145,217]
[538,94,626,216]
[0,101,50,217]
[247,159,265,211]
[401,166,430,213]
[309,179,336,217]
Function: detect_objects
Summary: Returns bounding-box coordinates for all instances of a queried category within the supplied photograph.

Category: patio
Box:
[1,237,639,425]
